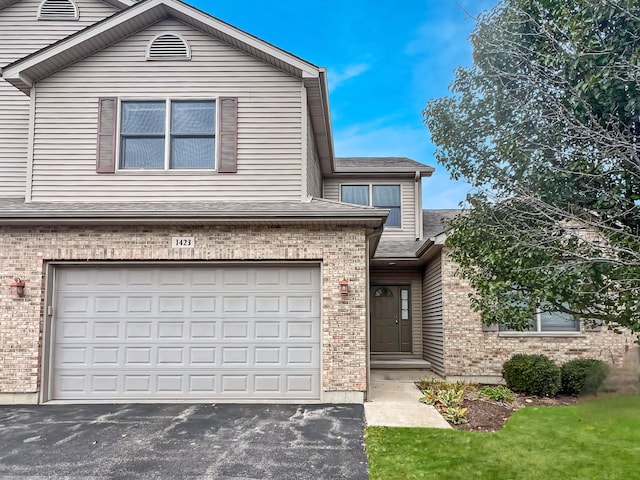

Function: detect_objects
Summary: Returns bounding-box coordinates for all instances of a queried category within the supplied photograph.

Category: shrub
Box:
[502,354,561,397]
[479,385,514,403]
[418,382,469,424]
[560,359,609,396]
[442,406,469,425]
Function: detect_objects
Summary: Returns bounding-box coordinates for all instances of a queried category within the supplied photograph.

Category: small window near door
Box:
[401,288,409,320]
[374,287,394,297]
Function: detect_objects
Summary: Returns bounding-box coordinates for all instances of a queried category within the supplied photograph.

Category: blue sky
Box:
[190,0,498,208]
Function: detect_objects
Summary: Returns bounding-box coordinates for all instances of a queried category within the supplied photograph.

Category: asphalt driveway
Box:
[0,403,368,479]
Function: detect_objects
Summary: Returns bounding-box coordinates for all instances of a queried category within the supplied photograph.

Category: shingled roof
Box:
[423,209,460,238]
[334,157,434,176]
[0,197,388,226]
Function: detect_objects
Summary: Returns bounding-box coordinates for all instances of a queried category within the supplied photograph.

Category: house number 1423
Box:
[172,237,195,248]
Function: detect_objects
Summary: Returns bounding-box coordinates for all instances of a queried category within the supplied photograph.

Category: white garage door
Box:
[50,265,321,401]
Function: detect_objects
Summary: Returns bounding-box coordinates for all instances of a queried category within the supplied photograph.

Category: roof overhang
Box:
[370,232,446,268]
[332,158,435,178]
[0,198,388,228]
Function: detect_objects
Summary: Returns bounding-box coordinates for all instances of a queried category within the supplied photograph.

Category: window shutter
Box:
[482,322,499,332]
[96,97,117,173]
[218,97,238,173]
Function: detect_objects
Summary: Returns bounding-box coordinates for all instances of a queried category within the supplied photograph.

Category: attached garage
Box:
[45,264,321,402]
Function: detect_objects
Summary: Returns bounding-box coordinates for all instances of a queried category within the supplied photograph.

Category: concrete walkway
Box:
[364,370,451,428]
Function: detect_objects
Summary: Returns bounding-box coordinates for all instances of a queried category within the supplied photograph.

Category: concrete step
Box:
[370,358,432,370]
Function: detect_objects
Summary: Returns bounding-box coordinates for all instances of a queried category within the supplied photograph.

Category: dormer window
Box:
[37,0,79,20]
[146,33,191,61]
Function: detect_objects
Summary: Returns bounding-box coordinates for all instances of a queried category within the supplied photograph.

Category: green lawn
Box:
[366,395,640,480]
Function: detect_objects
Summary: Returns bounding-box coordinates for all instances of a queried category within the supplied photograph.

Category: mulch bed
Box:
[453,393,578,431]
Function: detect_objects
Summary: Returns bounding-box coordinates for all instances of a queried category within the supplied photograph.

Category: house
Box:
[0,0,635,405]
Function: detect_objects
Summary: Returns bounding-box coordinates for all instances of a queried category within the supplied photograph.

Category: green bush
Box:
[502,354,561,397]
[560,359,609,396]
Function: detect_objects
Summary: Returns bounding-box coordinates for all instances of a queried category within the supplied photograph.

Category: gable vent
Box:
[37,0,79,20]
[146,34,191,61]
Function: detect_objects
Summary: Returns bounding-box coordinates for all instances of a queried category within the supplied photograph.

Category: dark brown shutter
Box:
[96,97,117,173]
[218,96,238,173]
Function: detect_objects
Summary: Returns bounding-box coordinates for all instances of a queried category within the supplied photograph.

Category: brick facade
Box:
[440,249,637,379]
[0,224,368,400]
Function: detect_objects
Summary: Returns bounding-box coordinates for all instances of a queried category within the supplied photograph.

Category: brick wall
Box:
[0,224,368,396]
[440,248,637,378]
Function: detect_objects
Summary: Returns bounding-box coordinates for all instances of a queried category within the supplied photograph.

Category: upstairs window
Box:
[97,97,237,174]
[341,184,401,227]
[146,34,191,61]
[37,0,79,20]
[120,100,216,170]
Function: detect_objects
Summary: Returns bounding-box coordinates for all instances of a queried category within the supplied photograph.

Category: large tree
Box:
[424,0,640,333]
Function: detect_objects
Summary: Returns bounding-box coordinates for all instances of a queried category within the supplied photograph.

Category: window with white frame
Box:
[341,184,401,227]
[119,100,216,170]
[500,307,580,333]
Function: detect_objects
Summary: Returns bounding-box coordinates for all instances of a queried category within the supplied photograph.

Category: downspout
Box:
[364,225,383,401]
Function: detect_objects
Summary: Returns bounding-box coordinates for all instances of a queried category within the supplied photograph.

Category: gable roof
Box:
[1,0,334,173]
[334,157,434,177]
[0,0,135,12]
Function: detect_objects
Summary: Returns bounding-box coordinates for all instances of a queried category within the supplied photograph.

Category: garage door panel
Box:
[51,265,320,401]
[53,370,320,399]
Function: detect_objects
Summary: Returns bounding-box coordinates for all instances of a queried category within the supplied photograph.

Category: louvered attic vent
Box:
[37,0,79,20]
[146,34,191,60]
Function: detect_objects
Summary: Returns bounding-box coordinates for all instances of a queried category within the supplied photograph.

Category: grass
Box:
[366,395,640,480]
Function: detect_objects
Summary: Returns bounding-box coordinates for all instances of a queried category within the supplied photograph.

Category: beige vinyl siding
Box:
[31,19,304,202]
[0,0,119,198]
[371,268,423,357]
[422,254,445,376]
[0,81,29,197]
[0,0,119,65]
[324,177,417,239]
[306,112,322,198]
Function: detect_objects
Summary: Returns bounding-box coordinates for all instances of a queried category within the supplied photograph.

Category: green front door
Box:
[371,286,411,352]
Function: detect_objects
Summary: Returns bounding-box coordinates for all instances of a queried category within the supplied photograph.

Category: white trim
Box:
[25,85,37,202]
[300,84,308,200]
[498,332,585,338]
[37,0,79,20]
[145,32,191,61]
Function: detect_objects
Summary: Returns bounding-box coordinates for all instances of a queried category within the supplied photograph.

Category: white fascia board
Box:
[3,1,161,82]
[167,0,319,78]
[4,0,320,84]
[103,0,137,8]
